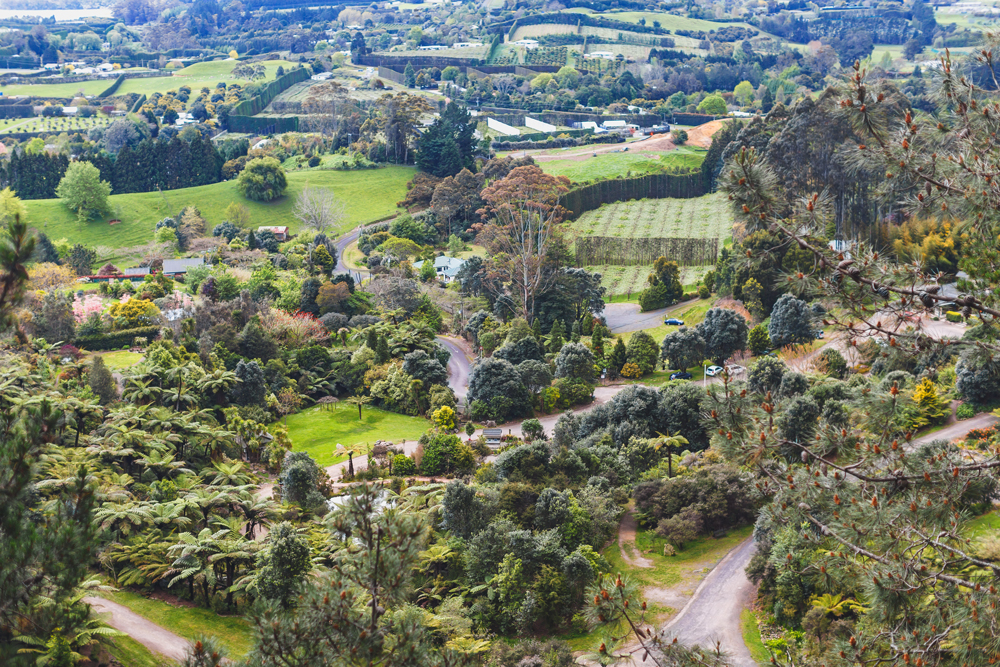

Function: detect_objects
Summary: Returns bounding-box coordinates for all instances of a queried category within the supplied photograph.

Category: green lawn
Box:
[539,147,705,183]
[97,350,144,370]
[23,166,414,262]
[0,59,297,101]
[284,405,430,467]
[102,589,254,658]
[964,510,1000,538]
[742,609,770,665]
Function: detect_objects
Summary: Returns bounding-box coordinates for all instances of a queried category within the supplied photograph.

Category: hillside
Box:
[23,166,414,263]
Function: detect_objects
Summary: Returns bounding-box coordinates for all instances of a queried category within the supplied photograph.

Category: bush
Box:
[420,433,475,476]
[957,402,977,420]
[621,362,642,378]
[392,454,417,476]
[698,284,710,299]
[946,311,963,323]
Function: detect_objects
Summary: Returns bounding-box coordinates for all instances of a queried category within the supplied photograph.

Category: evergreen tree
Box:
[365,327,379,352]
[247,230,258,250]
[89,356,117,404]
[607,337,627,377]
[299,278,321,315]
[254,522,311,608]
[760,87,774,113]
[404,62,416,87]
[32,232,61,264]
[591,325,605,357]
[548,319,565,353]
[375,334,390,364]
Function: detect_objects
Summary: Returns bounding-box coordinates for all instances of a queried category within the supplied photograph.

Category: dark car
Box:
[664,318,684,326]
[670,371,693,380]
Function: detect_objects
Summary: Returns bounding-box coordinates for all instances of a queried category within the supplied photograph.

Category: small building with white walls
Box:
[525,116,556,133]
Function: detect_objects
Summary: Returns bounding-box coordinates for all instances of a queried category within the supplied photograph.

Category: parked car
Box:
[670,371,693,380]
[725,365,745,375]
[705,365,724,377]
[664,318,685,326]
[815,330,825,339]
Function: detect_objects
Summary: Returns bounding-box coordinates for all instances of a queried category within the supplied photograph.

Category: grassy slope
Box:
[103,589,254,658]
[539,147,706,183]
[23,166,414,261]
[0,59,297,100]
[285,405,429,467]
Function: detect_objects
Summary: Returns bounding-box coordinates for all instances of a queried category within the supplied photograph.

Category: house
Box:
[258,226,290,241]
[162,258,205,276]
[602,120,627,130]
[413,256,466,282]
[584,51,615,60]
[418,45,449,51]
[123,267,149,279]
[483,428,503,448]
[452,42,483,48]
[512,39,539,49]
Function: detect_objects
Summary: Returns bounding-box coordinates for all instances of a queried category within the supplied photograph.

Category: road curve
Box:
[85,596,191,663]
[911,412,998,447]
[602,299,698,335]
[436,335,473,407]
[658,538,758,667]
[334,227,369,281]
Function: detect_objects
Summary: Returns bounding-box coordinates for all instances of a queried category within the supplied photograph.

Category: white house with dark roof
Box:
[413,256,466,282]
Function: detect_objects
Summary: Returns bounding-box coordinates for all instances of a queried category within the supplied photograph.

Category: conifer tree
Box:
[89,356,117,404]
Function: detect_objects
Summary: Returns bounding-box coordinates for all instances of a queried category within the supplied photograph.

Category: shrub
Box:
[946,311,963,323]
[392,454,417,476]
[957,402,977,420]
[432,405,457,430]
[698,284,710,299]
[620,362,642,378]
[75,325,161,351]
[237,157,288,202]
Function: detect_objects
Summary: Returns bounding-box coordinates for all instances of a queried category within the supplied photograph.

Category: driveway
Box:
[436,335,473,407]
[85,596,190,663]
[654,539,758,667]
[335,226,369,281]
[602,299,697,335]
[911,413,998,447]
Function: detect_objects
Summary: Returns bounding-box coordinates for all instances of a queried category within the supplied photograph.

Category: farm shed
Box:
[162,258,205,276]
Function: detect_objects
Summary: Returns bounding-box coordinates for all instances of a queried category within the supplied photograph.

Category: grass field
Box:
[539,147,706,183]
[0,114,113,135]
[97,350,144,370]
[23,166,414,262]
[569,193,732,239]
[284,404,429,467]
[102,589,254,658]
[0,59,298,102]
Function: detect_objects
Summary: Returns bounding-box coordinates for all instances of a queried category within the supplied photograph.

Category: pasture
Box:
[284,405,429,467]
[0,59,297,103]
[22,166,415,263]
[563,8,761,34]
[539,147,705,182]
[568,193,733,239]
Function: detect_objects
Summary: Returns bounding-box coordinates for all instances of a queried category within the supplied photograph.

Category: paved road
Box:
[335,226,369,281]
[436,335,472,407]
[912,412,998,446]
[85,596,190,663]
[602,300,697,335]
[655,539,758,667]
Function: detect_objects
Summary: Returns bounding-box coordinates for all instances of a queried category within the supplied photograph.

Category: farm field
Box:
[563,8,761,34]
[538,147,706,182]
[22,166,414,264]
[0,113,114,135]
[0,59,297,102]
[569,193,733,239]
[586,264,712,296]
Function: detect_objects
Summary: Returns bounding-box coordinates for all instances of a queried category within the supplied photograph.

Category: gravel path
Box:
[85,596,190,663]
[617,509,653,569]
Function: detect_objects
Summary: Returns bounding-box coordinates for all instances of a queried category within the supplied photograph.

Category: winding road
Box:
[436,335,473,407]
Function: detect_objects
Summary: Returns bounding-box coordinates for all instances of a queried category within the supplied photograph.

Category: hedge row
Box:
[491,133,623,152]
[561,171,705,218]
[0,105,34,119]
[76,326,162,351]
[228,114,300,134]
[98,74,126,99]
[228,66,311,117]
[130,94,147,113]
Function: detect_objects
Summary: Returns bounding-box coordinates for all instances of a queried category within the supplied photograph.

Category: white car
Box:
[705,365,724,377]
[725,365,745,375]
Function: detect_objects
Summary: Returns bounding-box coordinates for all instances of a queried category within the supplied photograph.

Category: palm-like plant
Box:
[234,490,277,541]
[345,395,372,422]
[204,460,252,487]
[123,378,162,406]
[94,501,154,541]
[197,369,237,406]
[652,431,689,479]
[336,443,366,477]
[140,450,193,481]
[167,529,217,605]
